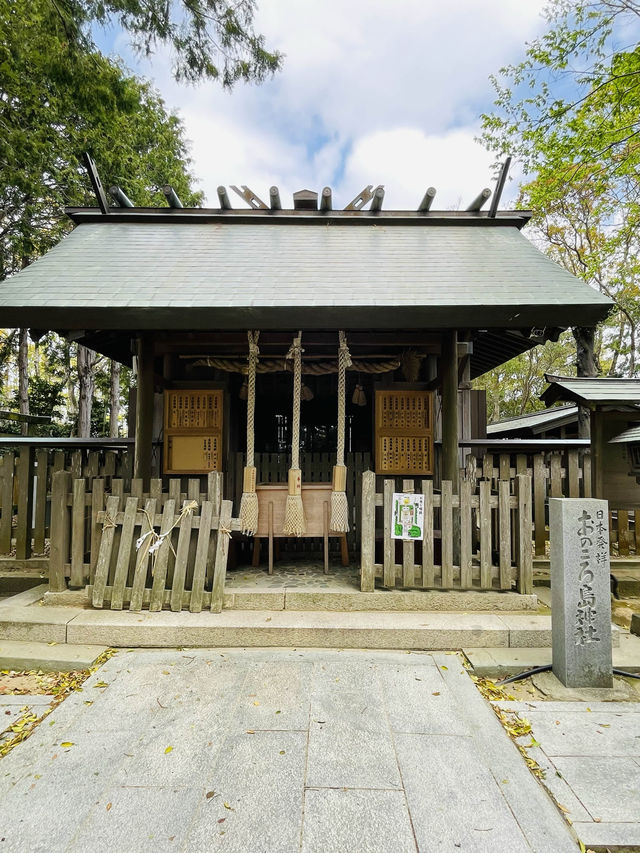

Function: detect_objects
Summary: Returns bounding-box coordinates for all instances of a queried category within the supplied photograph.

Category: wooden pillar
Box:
[441,331,459,490]
[134,334,154,485]
[591,408,605,499]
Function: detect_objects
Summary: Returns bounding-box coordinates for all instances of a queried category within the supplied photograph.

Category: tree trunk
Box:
[18,328,29,436]
[77,345,96,438]
[573,326,598,439]
[109,360,121,437]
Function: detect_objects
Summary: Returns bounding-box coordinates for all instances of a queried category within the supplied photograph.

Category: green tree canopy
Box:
[51,0,282,84]
[481,0,640,180]
[475,0,640,425]
[1,0,203,280]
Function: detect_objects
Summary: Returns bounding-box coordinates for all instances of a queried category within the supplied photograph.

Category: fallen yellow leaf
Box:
[106,802,112,812]
[164,745,173,754]
[60,742,74,748]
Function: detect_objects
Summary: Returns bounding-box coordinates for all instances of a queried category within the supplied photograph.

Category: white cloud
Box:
[338,127,497,210]
[106,0,547,206]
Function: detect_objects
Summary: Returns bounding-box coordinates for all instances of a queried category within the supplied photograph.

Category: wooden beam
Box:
[441,330,459,491]
[83,152,110,214]
[370,186,385,213]
[418,187,436,212]
[230,185,268,209]
[109,186,134,208]
[466,188,492,211]
[344,185,374,211]
[269,186,282,210]
[488,157,511,218]
[320,186,332,211]
[163,186,183,208]
[217,186,232,209]
[134,334,154,485]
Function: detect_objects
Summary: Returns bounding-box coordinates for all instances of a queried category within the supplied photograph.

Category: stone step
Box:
[221,589,539,613]
[42,587,540,613]
[465,633,637,678]
[0,639,108,672]
[0,605,621,651]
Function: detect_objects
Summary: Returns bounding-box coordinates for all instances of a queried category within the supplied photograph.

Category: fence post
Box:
[516,473,533,595]
[0,451,15,554]
[14,446,34,560]
[360,471,376,592]
[50,470,71,592]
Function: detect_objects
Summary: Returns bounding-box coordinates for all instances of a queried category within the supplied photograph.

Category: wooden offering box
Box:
[252,483,349,573]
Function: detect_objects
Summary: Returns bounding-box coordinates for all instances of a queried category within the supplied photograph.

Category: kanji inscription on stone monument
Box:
[550,498,613,688]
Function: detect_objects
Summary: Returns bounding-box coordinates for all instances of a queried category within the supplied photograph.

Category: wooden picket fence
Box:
[360,471,533,593]
[0,443,134,560]
[49,471,239,611]
[466,448,592,557]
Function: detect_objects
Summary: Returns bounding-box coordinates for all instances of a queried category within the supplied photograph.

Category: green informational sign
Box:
[392,492,425,541]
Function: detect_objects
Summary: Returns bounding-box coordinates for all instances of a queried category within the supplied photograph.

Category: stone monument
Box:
[550,498,613,688]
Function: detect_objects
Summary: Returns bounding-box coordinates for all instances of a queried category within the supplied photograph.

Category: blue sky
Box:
[94,0,550,209]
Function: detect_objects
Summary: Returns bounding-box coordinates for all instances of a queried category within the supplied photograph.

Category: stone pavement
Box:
[497,698,640,852]
[0,648,578,852]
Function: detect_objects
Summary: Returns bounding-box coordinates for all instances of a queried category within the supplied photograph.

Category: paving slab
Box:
[302,788,417,853]
[551,755,640,822]
[183,730,307,853]
[0,639,107,672]
[573,820,640,851]
[496,698,640,851]
[67,785,204,853]
[0,648,579,853]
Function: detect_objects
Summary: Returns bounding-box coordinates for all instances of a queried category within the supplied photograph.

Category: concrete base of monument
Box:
[531,670,636,701]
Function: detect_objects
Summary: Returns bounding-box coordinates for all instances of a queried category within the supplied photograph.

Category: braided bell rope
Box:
[245,331,260,468]
[330,331,351,532]
[282,331,306,536]
[239,331,260,534]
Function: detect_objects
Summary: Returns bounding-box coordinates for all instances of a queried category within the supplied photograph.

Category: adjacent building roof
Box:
[0,208,612,332]
[610,425,640,444]
[541,375,640,406]
[487,404,578,436]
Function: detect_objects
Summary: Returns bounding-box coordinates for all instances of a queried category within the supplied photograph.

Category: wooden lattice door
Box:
[375,389,433,476]
[163,390,223,474]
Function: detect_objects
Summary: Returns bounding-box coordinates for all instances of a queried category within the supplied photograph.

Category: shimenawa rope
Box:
[239,331,260,534]
[330,331,351,532]
[282,331,306,536]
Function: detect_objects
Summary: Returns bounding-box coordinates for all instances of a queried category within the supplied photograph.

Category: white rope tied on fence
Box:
[239,331,260,535]
[135,500,198,573]
[282,331,306,536]
[102,513,117,531]
[330,331,352,533]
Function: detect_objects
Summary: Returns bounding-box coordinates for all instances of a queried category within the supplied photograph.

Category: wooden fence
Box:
[465,448,592,557]
[360,472,533,593]
[51,471,237,611]
[3,441,640,569]
[0,445,134,559]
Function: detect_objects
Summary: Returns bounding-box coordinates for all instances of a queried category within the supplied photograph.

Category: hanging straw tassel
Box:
[282,332,306,536]
[239,331,260,535]
[330,331,352,532]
